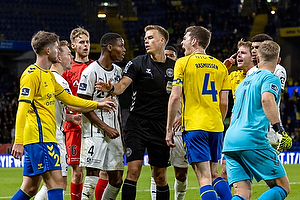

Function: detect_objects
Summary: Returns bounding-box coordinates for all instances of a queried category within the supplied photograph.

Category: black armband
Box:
[108,85,114,94]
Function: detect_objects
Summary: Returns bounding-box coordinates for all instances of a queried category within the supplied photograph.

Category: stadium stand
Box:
[0,0,300,152]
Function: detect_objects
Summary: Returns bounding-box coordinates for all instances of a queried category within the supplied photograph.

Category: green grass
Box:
[1,165,299,199]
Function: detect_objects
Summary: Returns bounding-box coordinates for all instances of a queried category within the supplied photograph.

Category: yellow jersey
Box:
[16,64,97,145]
[173,54,231,132]
[229,69,246,99]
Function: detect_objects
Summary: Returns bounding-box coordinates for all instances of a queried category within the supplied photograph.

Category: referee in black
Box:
[96,25,175,200]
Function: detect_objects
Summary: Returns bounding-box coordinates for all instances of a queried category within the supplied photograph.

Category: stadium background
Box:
[0,0,300,199]
[0,0,300,157]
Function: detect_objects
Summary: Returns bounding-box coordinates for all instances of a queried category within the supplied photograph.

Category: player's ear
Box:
[71,43,76,50]
[45,46,50,55]
[277,57,281,64]
[191,38,197,46]
[57,54,62,63]
[107,44,112,51]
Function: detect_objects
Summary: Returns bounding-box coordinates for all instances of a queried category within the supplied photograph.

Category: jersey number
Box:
[54,154,60,167]
[202,73,218,102]
[88,145,95,156]
[68,145,77,156]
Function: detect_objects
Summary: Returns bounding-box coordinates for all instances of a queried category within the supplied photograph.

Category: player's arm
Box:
[173,114,182,132]
[95,76,132,95]
[262,92,280,124]
[166,85,182,147]
[219,90,229,121]
[56,89,115,112]
[66,96,115,113]
[77,93,119,139]
[262,92,292,152]
[11,101,30,160]
[66,113,81,126]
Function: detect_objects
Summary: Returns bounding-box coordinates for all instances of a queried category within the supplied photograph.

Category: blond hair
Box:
[70,27,89,43]
[258,40,280,62]
[144,25,169,44]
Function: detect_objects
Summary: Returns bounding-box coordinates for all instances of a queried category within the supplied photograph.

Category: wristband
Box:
[272,122,283,133]
[108,85,114,94]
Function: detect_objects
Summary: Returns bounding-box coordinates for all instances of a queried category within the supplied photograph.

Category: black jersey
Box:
[123,54,175,120]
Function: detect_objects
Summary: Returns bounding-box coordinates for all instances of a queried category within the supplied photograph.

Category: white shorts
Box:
[57,139,68,177]
[169,134,189,168]
[80,136,124,171]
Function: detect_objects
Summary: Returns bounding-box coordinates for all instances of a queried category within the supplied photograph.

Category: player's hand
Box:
[272,123,292,154]
[71,114,82,127]
[173,115,182,132]
[95,79,113,92]
[166,129,176,148]
[102,125,120,139]
[223,52,237,69]
[97,96,116,112]
[11,144,24,161]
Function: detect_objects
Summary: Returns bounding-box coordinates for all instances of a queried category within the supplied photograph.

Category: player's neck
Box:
[75,54,89,63]
[98,55,113,70]
[258,62,276,73]
[192,48,205,55]
[243,62,254,73]
[50,64,64,75]
[35,56,52,70]
[150,51,166,63]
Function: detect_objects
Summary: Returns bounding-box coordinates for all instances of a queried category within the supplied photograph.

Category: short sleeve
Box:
[261,74,281,102]
[77,67,96,97]
[19,73,39,103]
[173,58,185,87]
[123,60,139,81]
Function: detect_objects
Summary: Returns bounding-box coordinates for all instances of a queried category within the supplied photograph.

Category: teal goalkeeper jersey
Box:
[223,70,281,152]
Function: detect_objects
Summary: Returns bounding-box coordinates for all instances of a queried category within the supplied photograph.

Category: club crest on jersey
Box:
[270,83,279,94]
[21,87,30,97]
[166,68,174,77]
[79,83,87,91]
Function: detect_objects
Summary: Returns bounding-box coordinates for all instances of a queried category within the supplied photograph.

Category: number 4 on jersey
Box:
[202,73,218,102]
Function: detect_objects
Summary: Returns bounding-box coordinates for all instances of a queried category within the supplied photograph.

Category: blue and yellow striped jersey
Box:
[173,53,231,132]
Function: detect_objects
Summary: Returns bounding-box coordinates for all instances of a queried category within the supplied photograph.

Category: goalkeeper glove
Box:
[272,122,292,153]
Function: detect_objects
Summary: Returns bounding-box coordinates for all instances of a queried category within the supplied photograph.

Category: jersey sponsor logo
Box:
[166,68,174,77]
[79,83,87,91]
[20,87,30,97]
[271,83,279,94]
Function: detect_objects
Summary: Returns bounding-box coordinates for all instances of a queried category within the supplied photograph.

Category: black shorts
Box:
[124,114,170,168]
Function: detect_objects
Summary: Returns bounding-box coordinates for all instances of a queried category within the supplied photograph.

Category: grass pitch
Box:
[1,165,299,199]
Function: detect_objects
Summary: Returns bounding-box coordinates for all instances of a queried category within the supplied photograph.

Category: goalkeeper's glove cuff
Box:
[272,122,284,134]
